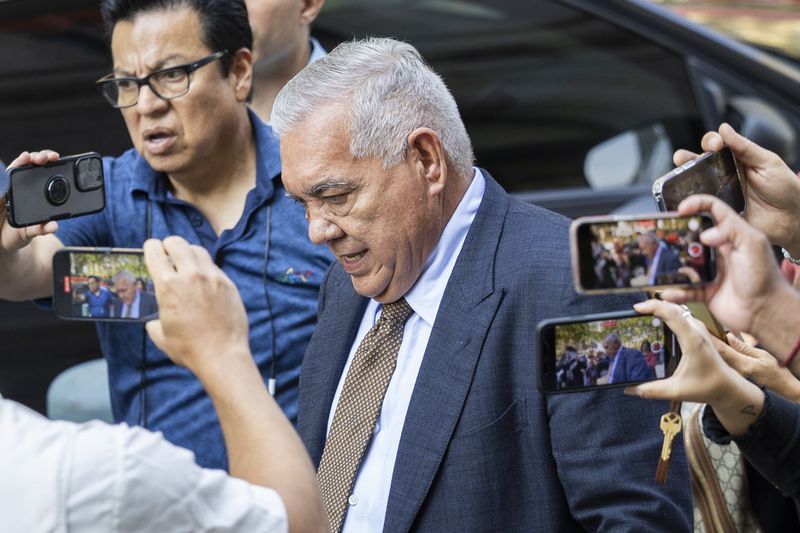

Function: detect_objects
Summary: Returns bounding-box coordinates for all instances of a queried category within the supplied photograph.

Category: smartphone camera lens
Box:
[45,175,70,206]
[75,157,103,191]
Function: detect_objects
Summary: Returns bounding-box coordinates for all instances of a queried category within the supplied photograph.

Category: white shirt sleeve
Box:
[66,421,288,533]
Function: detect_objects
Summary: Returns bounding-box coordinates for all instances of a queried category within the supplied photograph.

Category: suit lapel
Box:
[383,171,509,532]
[297,269,369,466]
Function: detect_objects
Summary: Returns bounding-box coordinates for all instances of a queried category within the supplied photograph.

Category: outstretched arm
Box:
[144,236,326,533]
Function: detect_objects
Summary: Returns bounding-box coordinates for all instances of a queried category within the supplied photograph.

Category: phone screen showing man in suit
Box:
[572,213,716,294]
[52,247,157,322]
[539,313,675,393]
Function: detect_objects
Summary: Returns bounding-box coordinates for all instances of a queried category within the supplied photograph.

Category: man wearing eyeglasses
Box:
[0,0,332,471]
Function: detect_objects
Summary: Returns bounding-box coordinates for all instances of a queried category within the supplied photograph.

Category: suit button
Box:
[348,494,358,506]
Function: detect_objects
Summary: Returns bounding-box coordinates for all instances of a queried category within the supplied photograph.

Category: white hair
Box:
[271,37,474,178]
[112,270,135,284]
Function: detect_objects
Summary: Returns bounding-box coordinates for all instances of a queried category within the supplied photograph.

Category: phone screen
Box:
[52,248,156,321]
[658,147,744,213]
[573,214,715,293]
[539,313,674,393]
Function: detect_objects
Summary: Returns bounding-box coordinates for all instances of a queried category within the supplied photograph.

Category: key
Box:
[655,402,682,484]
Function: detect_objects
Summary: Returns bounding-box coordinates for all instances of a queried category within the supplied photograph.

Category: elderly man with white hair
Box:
[272,37,692,532]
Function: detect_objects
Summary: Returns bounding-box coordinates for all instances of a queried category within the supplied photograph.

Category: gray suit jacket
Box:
[298,171,692,532]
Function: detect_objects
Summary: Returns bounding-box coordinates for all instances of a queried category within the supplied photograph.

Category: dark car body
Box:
[1,0,798,412]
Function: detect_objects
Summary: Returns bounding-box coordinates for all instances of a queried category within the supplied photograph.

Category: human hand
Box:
[678,265,700,284]
[714,333,800,402]
[0,151,61,256]
[659,194,790,335]
[674,123,800,255]
[624,299,745,406]
[625,299,765,436]
[144,236,252,380]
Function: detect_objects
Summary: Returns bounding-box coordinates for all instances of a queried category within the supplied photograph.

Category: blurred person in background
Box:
[246,0,326,121]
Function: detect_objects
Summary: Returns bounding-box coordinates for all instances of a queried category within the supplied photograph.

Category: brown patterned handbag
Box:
[682,403,762,533]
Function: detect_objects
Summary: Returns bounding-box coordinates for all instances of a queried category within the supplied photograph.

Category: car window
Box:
[0,7,130,165]
[315,0,703,192]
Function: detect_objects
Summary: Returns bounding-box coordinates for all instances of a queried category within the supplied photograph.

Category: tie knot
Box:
[379,297,413,326]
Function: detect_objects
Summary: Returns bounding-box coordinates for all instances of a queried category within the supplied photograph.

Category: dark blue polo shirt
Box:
[56,110,333,470]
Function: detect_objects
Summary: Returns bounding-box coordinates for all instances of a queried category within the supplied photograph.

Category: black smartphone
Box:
[52,247,157,321]
[5,152,105,228]
[538,311,679,393]
[651,146,744,213]
[570,212,716,294]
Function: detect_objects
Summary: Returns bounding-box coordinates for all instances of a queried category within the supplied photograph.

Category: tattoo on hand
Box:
[740,404,758,417]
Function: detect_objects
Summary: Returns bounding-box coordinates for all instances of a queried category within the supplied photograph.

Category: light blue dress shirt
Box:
[308,37,326,65]
[326,168,486,533]
[647,242,666,285]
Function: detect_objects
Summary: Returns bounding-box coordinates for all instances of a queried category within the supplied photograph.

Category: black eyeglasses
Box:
[96,50,228,109]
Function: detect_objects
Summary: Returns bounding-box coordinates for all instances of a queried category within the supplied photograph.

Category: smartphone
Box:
[571,212,716,294]
[652,146,744,213]
[538,311,678,393]
[52,247,157,321]
[5,152,105,228]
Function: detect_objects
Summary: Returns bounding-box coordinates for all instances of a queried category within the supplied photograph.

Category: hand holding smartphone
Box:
[538,310,679,393]
[52,247,157,321]
[652,146,744,213]
[571,212,717,294]
[6,152,105,228]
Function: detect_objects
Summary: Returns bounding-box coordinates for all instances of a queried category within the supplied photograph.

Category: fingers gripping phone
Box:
[652,146,744,213]
[6,152,105,228]
[52,247,157,321]
[570,213,717,294]
[538,311,679,393]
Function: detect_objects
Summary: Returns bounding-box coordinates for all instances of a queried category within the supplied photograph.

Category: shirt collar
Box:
[131,109,282,203]
[308,37,326,66]
[403,168,485,326]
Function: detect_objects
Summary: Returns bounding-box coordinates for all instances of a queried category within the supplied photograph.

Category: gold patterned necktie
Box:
[317,298,414,532]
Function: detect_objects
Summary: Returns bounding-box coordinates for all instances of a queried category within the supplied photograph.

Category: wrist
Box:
[711,372,765,437]
[751,280,794,338]
[191,344,255,388]
[752,283,800,359]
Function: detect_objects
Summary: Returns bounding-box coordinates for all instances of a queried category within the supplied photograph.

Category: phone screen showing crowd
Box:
[576,215,714,292]
[552,315,666,391]
[55,250,156,321]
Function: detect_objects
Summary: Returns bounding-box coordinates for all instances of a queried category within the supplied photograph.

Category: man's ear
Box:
[228,47,254,102]
[301,0,325,25]
[407,128,446,196]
